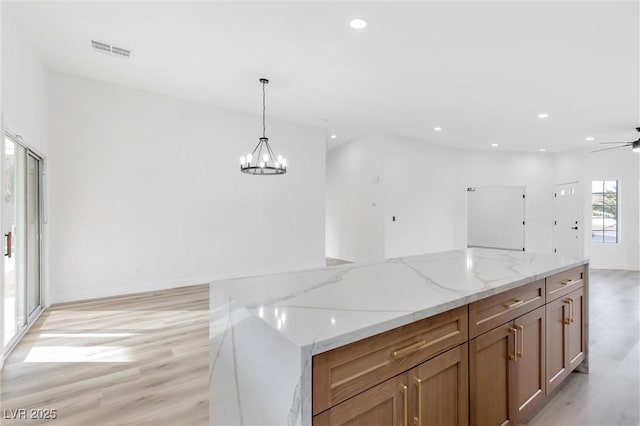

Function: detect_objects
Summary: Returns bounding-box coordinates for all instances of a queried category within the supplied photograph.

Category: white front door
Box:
[554,183,581,258]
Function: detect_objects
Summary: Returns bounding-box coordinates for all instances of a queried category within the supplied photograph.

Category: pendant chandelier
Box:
[240,78,287,175]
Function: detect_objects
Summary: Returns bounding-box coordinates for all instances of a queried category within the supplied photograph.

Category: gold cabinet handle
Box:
[563,299,571,325]
[509,327,518,361]
[515,324,524,358]
[414,378,423,426]
[567,297,575,323]
[392,340,426,358]
[504,299,524,309]
[401,384,408,426]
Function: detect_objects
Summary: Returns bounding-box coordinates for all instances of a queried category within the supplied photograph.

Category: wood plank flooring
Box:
[0,270,637,425]
[0,285,208,425]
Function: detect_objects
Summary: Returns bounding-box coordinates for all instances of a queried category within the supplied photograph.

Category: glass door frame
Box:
[2,128,45,354]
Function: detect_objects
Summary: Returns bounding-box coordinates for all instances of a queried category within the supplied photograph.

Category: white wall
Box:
[2,20,49,155]
[327,134,556,260]
[325,134,385,262]
[586,148,639,270]
[382,135,555,258]
[1,16,50,362]
[48,73,325,303]
[328,134,639,271]
[383,135,459,257]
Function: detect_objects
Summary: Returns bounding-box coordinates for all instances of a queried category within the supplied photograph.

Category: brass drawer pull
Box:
[504,299,524,309]
[560,278,578,286]
[567,297,575,323]
[563,299,571,324]
[516,324,524,358]
[392,340,426,358]
[509,327,518,361]
[401,384,408,426]
[415,378,423,426]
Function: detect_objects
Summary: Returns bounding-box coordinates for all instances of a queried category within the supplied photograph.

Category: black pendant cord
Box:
[262,80,267,139]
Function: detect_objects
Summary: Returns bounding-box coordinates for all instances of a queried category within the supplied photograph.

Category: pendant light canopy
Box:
[240,78,287,175]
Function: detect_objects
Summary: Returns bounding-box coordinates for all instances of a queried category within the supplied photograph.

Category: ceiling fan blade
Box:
[599,142,633,144]
[590,145,629,153]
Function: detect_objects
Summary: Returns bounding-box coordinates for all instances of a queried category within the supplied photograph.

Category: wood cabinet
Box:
[546,286,585,394]
[514,306,546,421]
[312,264,587,426]
[469,306,546,426]
[469,323,517,426]
[313,306,467,415]
[410,343,468,426]
[469,279,544,338]
[546,265,585,301]
[316,345,468,426]
[313,374,408,426]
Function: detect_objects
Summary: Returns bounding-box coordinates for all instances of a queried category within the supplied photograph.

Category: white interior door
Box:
[467,186,525,251]
[554,183,581,258]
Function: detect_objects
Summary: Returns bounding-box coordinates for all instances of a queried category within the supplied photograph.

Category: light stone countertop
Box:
[210,248,588,426]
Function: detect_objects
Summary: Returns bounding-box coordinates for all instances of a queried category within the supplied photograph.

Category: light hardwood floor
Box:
[1,270,637,425]
[0,285,208,425]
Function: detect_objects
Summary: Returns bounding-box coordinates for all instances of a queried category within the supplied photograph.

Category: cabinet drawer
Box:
[469,280,544,338]
[546,265,585,302]
[312,306,467,415]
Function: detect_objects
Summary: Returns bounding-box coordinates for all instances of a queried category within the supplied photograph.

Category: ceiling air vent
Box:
[91,40,131,59]
[111,46,131,59]
[91,40,111,54]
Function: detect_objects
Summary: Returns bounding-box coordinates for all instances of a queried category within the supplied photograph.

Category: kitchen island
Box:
[210,248,588,425]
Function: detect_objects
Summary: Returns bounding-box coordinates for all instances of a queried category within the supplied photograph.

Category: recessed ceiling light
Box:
[330,134,337,139]
[434,127,442,132]
[350,18,368,29]
[491,143,499,147]
[539,148,547,152]
[537,113,549,119]
[585,137,595,141]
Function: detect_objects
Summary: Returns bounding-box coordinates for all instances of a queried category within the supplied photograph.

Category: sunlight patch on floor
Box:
[24,345,133,363]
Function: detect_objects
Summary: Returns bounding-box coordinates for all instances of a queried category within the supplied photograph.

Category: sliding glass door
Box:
[27,153,41,317]
[3,133,42,348]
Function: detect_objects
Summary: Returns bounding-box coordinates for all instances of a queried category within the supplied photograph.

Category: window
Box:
[591,180,618,243]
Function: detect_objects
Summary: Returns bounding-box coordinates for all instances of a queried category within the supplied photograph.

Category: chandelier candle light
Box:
[240,78,287,175]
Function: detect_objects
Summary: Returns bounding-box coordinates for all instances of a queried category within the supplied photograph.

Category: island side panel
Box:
[576,265,589,373]
[210,286,304,425]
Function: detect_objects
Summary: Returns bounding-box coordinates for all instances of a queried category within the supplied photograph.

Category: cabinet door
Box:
[545,296,570,394]
[514,306,546,421]
[313,374,408,426]
[410,343,468,426]
[470,324,517,426]
[566,287,586,370]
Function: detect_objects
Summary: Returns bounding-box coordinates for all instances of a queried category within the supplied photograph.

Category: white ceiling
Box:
[5,1,639,152]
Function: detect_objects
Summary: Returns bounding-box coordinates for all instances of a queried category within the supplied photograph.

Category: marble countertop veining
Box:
[211,248,588,356]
